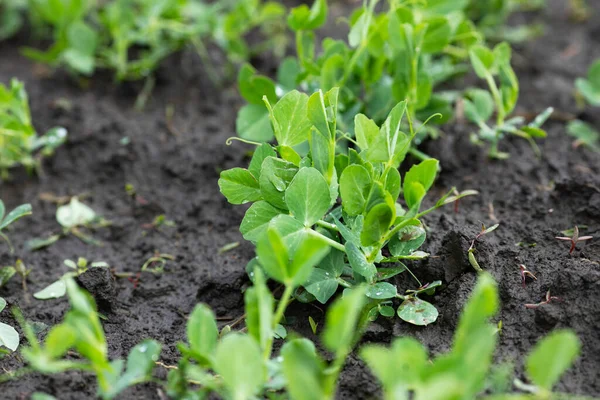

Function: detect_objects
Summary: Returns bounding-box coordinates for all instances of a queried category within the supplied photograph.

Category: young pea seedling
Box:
[555,226,593,254]
[33,257,109,300]
[468,223,500,272]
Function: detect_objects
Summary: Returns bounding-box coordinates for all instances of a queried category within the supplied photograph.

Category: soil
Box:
[1,0,599,398]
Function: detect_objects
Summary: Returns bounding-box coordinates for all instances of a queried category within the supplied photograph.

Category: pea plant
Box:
[22,0,287,81]
[0,0,25,41]
[567,59,600,152]
[464,42,552,158]
[27,197,110,250]
[220,89,476,325]
[575,58,600,107]
[0,79,67,180]
[0,199,32,253]
[20,278,161,400]
[236,0,483,156]
[361,273,581,399]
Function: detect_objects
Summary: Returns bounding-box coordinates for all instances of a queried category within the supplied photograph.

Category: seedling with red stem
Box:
[468,223,500,272]
[519,264,537,288]
[555,226,593,254]
[524,290,561,309]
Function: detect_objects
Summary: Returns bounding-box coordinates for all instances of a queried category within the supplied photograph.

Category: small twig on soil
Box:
[556,226,593,254]
[524,290,561,309]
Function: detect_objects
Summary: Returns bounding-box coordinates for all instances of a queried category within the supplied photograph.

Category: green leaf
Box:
[109,340,161,397]
[0,203,32,230]
[354,114,379,151]
[366,282,397,299]
[0,267,16,288]
[0,200,4,223]
[308,88,338,140]
[214,334,266,400]
[421,17,452,54]
[259,157,299,210]
[236,104,274,142]
[257,227,289,284]
[366,101,410,167]
[238,64,277,105]
[389,225,426,257]
[285,167,331,227]
[0,298,5,313]
[218,168,261,205]
[281,339,325,400]
[34,280,67,300]
[470,45,495,78]
[0,321,19,351]
[397,298,438,326]
[526,330,580,391]
[464,89,494,124]
[266,91,311,147]
[346,242,376,280]
[288,0,328,31]
[56,198,96,228]
[383,167,401,202]
[403,159,439,209]
[303,268,339,304]
[288,234,331,287]
[361,203,394,247]
[566,120,600,151]
[339,165,372,216]
[240,201,283,243]
[248,144,277,180]
[244,269,274,350]
[187,304,218,362]
[322,286,367,354]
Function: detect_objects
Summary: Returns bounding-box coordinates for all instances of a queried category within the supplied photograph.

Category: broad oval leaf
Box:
[340,165,372,216]
[322,286,367,354]
[526,330,580,391]
[187,304,218,361]
[56,198,96,228]
[268,90,311,147]
[236,104,274,142]
[361,202,394,247]
[0,203,32,230]
[214,333,266,400]
[303,268,339,304]
[0,321,19,351]
[259,157,299,210]
[397,298,438,326]
[34,280,67,300]
[240,201,283,243]
[346,241,376,280]
[281,338,325,400]
[389,225,426,257]
[366,282,397,299]
[285,167,331,227]
[218,168,261,205]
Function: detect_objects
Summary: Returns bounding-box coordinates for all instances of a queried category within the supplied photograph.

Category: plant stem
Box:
[308,229,346,252]
[316,220,339,232]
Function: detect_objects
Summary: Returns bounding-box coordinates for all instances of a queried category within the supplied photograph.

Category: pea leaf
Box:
[259,157,299,210]
[346,241,376,280]
[403,159,439,209]
[288,0,328,31]
[240,201,283,243]
[281,339,325,400]
[0,321,19,351]
[285,167,331,227]
[366,282,397,299]
[303,268,339,304]
[526,330,580,391]
[322,286,367,354]
[34,280,67,300]
[464,89,494,124]
[339,165,372,216]
[0,202,32,230]
[218,168,261,205]
[469,45,495,78]
[56,198,97,228]
[266,90,312,147]
[237,104,273,142]
[576,59,600,106]
[187,304,218,363]
[389,225,426,257]
[361,202,394,247]
[214,334,266,400]
[244,269,274,350]
[238,64,277,105]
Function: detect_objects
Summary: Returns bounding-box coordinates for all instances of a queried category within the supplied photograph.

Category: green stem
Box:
[336,278,352,288]
[272,284,294,330]
[308,229,346,252]
[316,220,339,232]
[408,146,431,162]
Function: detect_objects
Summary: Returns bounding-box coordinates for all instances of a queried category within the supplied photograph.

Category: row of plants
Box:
[1,0,598,398]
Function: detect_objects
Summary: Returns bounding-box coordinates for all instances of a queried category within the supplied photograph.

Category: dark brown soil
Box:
[1,0,599,398]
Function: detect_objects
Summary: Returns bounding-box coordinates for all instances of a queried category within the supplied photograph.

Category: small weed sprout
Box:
[519,264,537,288]
[525,290,561,309]
[468,223,499,272]
[33,257,109,300]
[0,199,32,253]
[555,226,593,254]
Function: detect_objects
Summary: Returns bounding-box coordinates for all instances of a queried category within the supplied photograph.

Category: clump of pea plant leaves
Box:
[19,278,161,400]
[236,0,485,156]
[0,297,19,353]
[464,42,552,158]
[0,199,32,253]
[567,59,600,152]
[220,88,476,325]
[0,79,67,180]
[361,272,581,399]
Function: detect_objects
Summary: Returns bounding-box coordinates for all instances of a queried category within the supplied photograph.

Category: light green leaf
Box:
[240,201,283,243]
[366,282,397,299]
[322,286,367,354]
[346,242,376,280]
[267,91,311,147]
[389,225,426,257]
[187,304,218,361]
[361,203,394,247]
[214,334,266,400]
[34,280,67,300]
[0,203,32,230]
[289,234,331,287]
[257,227,289,284]
[470,45,495,78]
[339,165,372,216]
[464,89,494,124]
[281,339,325,400]
[108,340,161,397]
[354,113,379,151]
[244,269,273,350]
[403,159,439,209]
[526,330,580,391]
[288,0,328,31]
[0,267,16,288]
[218,168,261,205]
[56,198,96,228]
[248,143,277,180]
[0,321,19,351]
[421,17,451,54]
[236,104,274,142]
[259,157,299,210]
[285,167,331,227]
[303,268,339,304]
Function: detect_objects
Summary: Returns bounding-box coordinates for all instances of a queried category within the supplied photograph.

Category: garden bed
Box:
[1,0,599,398]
